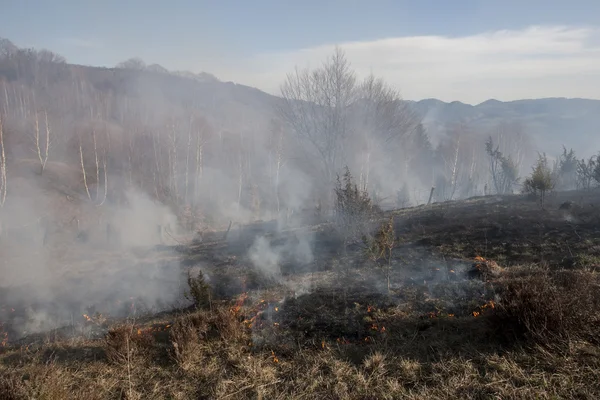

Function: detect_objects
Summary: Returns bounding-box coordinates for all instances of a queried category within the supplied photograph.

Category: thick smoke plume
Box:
[2,36,583,341]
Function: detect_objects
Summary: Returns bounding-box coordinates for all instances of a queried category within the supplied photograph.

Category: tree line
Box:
[0,39,594,232]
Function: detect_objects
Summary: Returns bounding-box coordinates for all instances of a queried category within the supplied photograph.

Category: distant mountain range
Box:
[410,97,600,158]
[2,36,599,158]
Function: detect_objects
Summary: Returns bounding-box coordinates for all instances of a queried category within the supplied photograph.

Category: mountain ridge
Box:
[1,35,598,157]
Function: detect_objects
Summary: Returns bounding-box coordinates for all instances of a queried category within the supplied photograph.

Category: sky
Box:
[1,0,600,104]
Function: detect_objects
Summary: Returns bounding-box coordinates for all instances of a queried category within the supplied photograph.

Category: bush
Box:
[185,270,212,310]
[523,153,555,208]
[496,267,600,343]
[333,167,380,250]
[104,324,155,365]
[363,216,396,293]
[0,375,27,400]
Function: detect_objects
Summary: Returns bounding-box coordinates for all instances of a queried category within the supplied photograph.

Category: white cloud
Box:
[209,25,600,104]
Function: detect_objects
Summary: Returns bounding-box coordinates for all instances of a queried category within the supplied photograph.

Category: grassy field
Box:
[1,191,600,399]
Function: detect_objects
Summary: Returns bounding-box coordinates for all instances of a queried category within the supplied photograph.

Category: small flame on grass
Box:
[380,326,386,333]
[271,350,279,363]
[321,340,326,349]
[472,300,496,317]
[0,322,8,347]
[367,305,374,313]
[481,300,495,309]
[231,292,248,314]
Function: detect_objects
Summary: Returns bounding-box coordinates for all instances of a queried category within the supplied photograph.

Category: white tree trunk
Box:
[0,116,7,207]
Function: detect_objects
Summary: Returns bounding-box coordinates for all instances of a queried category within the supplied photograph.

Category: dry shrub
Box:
[104,324,155,365]
[334,167,381,249]
[362,352,387,380]
[170,308,247,365]
[496,266,600,343]
[0,375,27,400]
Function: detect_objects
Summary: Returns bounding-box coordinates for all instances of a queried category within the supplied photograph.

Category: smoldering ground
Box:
[0,184,185,339]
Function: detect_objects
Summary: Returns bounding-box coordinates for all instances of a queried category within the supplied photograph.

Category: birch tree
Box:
[33,110,50,174]
[0,114,7,207]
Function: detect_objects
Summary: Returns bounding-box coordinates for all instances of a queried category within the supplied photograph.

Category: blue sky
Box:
[2,1,600,103]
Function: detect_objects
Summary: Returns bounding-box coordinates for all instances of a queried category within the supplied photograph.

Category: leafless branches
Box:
[278,47,419,198]
[278,47,356,185]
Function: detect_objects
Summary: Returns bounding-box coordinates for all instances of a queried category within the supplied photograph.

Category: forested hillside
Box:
[0,37,595,234]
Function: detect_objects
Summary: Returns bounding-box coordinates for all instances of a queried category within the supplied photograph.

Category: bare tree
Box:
[192,116,211,206]
[577,155,597,190]
[267,119,286,213]
[33,110,50,174]
[167,121,179,201]
[491,121,532,175]
[79,134,92,201]
[0,114,6,207]
[278,47,356,187]
[355,74,418,144]
[486,136,520,194]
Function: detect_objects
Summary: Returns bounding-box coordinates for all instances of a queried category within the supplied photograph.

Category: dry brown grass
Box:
[495,266,600,343]
[2,266,600,399]
[2,192,600,399]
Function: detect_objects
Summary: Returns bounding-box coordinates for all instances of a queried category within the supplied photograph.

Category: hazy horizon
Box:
[2,1,600,104]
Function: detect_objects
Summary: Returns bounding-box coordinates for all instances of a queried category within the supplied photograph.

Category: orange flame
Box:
[231,292,248,314]
[271,350,279,363]
[0,322,8,347]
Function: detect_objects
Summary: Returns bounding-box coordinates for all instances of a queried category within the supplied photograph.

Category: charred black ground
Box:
[1,191,600,399]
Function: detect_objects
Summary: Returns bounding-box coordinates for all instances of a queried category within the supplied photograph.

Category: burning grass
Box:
[2,257,600,398]
[2,193,600,398]
[2,269,600,399]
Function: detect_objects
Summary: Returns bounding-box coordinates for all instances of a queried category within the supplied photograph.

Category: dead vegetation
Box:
[2,191,600,399]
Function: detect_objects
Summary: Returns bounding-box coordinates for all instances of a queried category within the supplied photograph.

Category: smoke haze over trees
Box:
[2,35,600,227]
[0,36,599,333]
